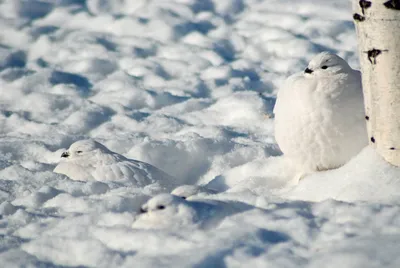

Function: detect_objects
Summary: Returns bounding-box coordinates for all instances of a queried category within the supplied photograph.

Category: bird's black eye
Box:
[321,65,328,69]
[77,151,83,154]
[181,196,186,200]
[157,205,165,210]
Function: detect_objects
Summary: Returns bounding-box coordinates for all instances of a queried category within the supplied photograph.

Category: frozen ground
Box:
[1,0,400,267]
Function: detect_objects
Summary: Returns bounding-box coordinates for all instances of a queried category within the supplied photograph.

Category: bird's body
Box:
[54,140,176,189]
[132,193,250,229]
[274,52,367,177]
[171,184,218,200]
[133,194,200,229]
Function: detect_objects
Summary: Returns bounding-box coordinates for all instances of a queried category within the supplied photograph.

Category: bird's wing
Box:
[273,73,306,115]
[92,158,177,189]
[54,162,95,181]
[128,160,178,189]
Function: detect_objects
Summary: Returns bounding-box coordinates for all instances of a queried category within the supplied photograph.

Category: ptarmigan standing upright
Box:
[273,52,367,179]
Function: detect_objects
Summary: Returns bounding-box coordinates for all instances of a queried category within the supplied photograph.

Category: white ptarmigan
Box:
[273,52,367,179]
[54,139,177,189]
[132,193,251,230]
[171,185,218,200]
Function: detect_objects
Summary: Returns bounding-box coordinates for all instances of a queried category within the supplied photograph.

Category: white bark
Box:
[353,0,400,166]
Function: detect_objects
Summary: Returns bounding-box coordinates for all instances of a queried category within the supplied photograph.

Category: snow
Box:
[1,0,400,267]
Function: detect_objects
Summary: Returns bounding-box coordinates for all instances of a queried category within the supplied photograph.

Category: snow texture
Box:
[1,0,400,267]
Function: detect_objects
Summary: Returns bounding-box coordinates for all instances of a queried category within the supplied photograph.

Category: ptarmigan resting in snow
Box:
[273,52,367,179]
[54,140,176,189]
[132,193,250,230]
[171,184,218,200]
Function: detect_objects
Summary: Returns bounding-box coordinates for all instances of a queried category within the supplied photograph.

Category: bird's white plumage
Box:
[273,52,367,178]
[171,185,218,200]
[132,193,249,229]
[132,194,198,229]
[54,140,176,189]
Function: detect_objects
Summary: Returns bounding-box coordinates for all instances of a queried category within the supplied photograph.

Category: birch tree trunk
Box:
[353,0,400,166]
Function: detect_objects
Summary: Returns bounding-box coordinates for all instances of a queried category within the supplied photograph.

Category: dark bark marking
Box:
[371,137,375,143]
[359,0,372,15]
[384,0,400,10]
[365,116,369,120]
[353,13,365,21]
[390,147,396,150]
[364,49,388,64]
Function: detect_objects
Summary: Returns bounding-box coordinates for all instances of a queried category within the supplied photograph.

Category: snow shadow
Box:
[49,70,92,96]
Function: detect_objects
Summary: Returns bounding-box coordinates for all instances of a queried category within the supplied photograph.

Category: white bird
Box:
[171,184,218,200]
[132,193,250,230]
[273,52,367,179]
[53,140,177,190]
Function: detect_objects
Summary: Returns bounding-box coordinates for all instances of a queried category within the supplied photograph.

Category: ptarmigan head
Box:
[304,52,352,77]
[54,139,116,180]
[59,139,112,161]
[133,194,198,229]
[55,140,121,178]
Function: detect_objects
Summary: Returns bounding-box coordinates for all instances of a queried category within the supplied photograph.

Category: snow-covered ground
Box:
[1,0,400,267]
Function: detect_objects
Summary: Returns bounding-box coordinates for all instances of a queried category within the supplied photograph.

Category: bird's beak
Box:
[139,207,147,214]
[61,151,70,158]
[304,68,313,74]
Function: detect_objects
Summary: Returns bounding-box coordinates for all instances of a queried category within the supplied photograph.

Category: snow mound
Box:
[1,0,400,266]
